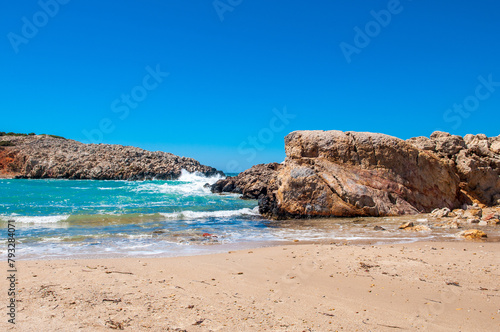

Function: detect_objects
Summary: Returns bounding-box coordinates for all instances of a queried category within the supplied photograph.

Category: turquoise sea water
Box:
[2,170,497,259]
[0,171,280,259]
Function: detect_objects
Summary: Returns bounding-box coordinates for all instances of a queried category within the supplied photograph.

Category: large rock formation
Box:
[0,134,222,180]
[212,130,500,219]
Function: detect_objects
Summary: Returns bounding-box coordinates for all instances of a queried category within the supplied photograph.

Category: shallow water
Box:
[1,173,498,260]
[270,215,500,245]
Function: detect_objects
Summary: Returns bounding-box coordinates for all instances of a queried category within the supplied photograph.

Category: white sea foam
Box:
[1,215,70,224]
[39,236,64,242]
[179,169,223,182]
[122,234,153,239]
[134,169,224,196]
[161,207,260,220]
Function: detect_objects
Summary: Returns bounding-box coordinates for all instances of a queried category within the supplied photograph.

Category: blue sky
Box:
[1,0,499,172]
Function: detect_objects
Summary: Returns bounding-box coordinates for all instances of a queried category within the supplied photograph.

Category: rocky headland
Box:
[212,130,500,219]
[0,133,222,180]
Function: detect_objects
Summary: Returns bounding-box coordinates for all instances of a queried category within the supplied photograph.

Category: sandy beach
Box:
[3,0,500,331]
[3,240,499,331]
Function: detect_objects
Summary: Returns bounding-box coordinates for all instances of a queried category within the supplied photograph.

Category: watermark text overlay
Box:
[6,220,17,324]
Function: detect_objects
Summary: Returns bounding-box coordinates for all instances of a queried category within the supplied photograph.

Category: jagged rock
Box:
[430,207,451,218]
[487,219,500,226]
[406,225,432,232]
[482,213,499,221]
[409,132,500,206]
[373,225,386,231]
[211,163,281,200]
[435,220,460,229]
[408,131,466,157]
[458,229,487,239]
[464,207,483,219]
[399,222,414,229]
[482,213,494,220]
[398,222,431,231]
[467,218,481,224]
[491,139,500,154]
[452,209,466,219]
[0,135,222,180]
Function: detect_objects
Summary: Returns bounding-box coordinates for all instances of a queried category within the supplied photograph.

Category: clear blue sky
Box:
[1,0,499,172]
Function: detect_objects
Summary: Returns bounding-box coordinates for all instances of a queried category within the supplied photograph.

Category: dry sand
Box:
[2,241,499,331]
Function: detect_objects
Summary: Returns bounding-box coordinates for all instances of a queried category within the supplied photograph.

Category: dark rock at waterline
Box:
[211,163,281,199]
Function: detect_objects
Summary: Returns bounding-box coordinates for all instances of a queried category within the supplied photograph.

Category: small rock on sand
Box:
[487,219,500,226]
[407,225,431,232]
[458,229,487,239]
[399,222,414,229]
[435,220,460,229]
[399,222,431,232]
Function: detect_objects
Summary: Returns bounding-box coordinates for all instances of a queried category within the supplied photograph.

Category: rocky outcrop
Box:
[0,135,222,180]
[211,163,281,199]
[430,205,500,228]
[407,132,500,206]
[212,130,499,219]
[210,163,284,216]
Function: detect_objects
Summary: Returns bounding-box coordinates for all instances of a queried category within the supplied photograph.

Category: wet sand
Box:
[2,240,499,331]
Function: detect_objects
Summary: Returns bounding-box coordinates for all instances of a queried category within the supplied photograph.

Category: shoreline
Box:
[11,234,500,262]
[4,240,499,331]
[6,208,499,261]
